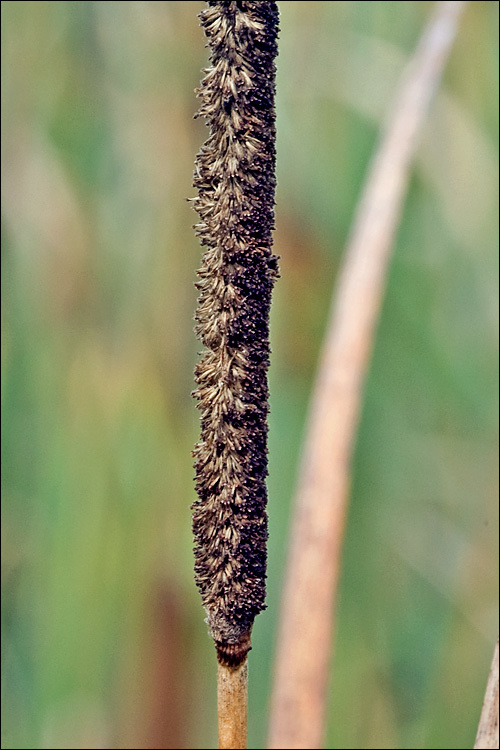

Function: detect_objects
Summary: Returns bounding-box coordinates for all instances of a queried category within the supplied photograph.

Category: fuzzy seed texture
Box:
[192,0,279,667]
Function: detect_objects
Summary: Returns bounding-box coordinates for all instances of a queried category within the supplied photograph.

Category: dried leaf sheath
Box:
[192,0,279,667]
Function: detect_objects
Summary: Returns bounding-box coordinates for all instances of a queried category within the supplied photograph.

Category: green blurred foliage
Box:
[1,2,498,749]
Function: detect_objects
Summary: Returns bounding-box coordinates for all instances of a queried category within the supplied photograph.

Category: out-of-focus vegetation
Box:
[1,2,497,748]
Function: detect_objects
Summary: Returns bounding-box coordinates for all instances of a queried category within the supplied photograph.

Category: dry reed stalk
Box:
[474,638,499,750]
[268,2,468,748]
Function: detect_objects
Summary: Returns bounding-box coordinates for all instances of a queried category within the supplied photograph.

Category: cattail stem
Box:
[218,660,248,749]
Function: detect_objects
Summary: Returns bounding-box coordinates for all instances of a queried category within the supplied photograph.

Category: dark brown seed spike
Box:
[191,0,279,655]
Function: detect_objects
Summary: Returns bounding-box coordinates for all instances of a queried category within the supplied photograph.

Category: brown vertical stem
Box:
[218,660,248,749]
[474,638,499,750]
[268,2,468,748]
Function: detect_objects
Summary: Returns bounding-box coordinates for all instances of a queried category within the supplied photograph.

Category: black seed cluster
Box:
[191,0,279,667]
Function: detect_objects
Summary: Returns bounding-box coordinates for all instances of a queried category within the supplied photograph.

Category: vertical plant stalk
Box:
[268,2,467,748]
[474,638,499,750]
[218,660,248,749]
[191,2,279,747]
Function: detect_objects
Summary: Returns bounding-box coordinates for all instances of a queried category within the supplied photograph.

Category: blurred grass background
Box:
[1,1,498,748]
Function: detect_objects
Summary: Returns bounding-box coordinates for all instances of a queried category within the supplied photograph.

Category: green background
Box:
[1,2,498,748]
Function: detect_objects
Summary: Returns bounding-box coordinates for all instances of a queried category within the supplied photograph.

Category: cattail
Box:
[191,0,279,673]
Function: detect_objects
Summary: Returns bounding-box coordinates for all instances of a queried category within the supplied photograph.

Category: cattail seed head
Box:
[191,0,279,667]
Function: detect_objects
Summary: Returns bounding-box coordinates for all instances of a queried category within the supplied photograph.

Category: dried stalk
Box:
[268,2,468,748]
[218,660,248,749]
[474,638,499,750]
